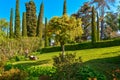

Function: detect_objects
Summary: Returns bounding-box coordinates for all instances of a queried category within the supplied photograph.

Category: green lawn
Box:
[12,46,120,79]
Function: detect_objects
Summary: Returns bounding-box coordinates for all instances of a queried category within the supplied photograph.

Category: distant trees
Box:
[25,0,37,37]
[63,0,67,15]
[9,8,14,38]
[72,2,91,40]
[14,0,20,38]
[22,12,27,37]
[91,0,115,39]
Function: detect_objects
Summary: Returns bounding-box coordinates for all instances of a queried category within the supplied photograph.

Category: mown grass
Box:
[12,46,120,79]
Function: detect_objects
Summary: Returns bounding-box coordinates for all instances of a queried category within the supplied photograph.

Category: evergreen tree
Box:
[26,0,37,37]
[37,2,44,37]
[97,12,100,41]
[44,17,49,47]
[9,8,14,38]
[63,0,67,15]
[37,2,44,47]
[91,6,97,43]
[15,0,20,38]
[22,12,27,37]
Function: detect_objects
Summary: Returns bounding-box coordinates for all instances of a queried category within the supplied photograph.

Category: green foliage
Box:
[26,0,37,37]
[27,66,56,77]
[22,12,27,37]
[91,6,97,43]
[15,0,21,38]
[0,68,28,80]
[42,39,120,53]
[9,8,14,38]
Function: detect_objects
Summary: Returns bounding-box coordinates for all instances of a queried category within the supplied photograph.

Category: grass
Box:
[12,45,120,79]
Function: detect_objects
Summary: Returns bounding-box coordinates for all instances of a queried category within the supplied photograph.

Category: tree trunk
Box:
[60,42,65,56]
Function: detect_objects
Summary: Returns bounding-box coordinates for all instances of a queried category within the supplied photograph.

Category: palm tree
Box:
[90,0,115,39]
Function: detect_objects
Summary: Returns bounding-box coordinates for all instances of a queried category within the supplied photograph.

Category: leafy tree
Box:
[118,1,120,30]
[63,0,67,15]
[15,0,21,38]
[44,17,49,47]
[9,8,14,38]
[25,0,37,37]
[48,15,83,55]
[22,12,27,37]
[91,0,115,39]
[91,6,97,43]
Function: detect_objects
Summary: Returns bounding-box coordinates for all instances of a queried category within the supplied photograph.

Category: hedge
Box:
[41,39,120,53]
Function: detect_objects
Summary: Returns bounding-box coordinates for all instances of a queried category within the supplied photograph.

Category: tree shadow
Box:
[13,59,51,70]
[82,56,120,80]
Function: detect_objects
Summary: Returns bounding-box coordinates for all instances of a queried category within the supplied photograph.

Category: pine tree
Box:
[91,6,97,43]
[26,0,37,37]
[15,0,20,38]
[22,12,27,37]
[44,17,49,47]
[9,8,14,38]
[37,2,44,47]
[63,0,67,15]
[97,12,100,41]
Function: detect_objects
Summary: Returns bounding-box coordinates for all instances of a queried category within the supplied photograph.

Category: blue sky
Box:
[0,0,119,22]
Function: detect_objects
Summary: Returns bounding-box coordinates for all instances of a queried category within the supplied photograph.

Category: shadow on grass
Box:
[82,56,120,80]
[13,59,50,70]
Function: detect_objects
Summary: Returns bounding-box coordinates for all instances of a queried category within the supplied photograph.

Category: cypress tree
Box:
[15,0,20,38]
[44,17,49,47]
[91,6,97,43]
[22,12,27,37]
[26,0,37,37]
[37,2,44,47]
[97,12,100,41]
[63,0,67,15]
[9,8,14,38]
[119,15,120,30]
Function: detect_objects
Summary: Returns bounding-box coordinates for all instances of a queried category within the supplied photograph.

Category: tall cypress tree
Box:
[63,0,67,15]
[10,8,14,38]
[37,2,44,47]
[26,0,37,37]
[97,12,100,41]
[22,12,27,37]
[15,0,20,38]
[44,17,49,47]
[91,6,97,43]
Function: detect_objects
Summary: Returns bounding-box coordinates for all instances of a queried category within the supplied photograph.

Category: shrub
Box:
[0,68,28,80]
[26,66,56,77]
[51,53,106,80]
[42,39,120,53]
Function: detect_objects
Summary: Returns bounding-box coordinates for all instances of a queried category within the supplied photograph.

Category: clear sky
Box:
[0,0,119,22]
[0,0,89,22]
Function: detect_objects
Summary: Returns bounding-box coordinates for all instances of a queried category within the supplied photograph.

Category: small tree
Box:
[91,6,97,44]
[9,8,14,38]
[97,12,100,41]
[44,17,49,47]
[63,0,67,15]
[15,0,21,38]
[48,15,83,55]
[22,12,27,37]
